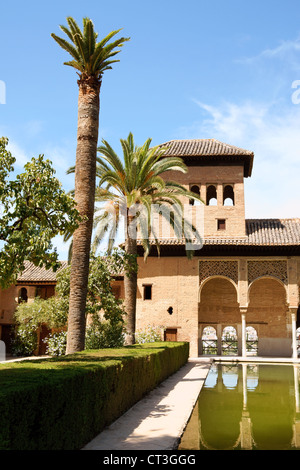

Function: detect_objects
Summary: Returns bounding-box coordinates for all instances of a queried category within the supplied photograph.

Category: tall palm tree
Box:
[51,17,129,354]
[94,132,203,344]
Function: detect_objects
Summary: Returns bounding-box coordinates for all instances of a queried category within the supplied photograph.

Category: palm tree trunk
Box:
[124,215,138,345]
[66,76,101,354]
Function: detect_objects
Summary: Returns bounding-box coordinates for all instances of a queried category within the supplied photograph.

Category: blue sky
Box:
[1,0,300,259]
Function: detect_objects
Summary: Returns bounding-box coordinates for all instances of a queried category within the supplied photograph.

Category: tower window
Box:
[143,284,152,300]
[189,185,200,205]
[217,219,226,230]
[18,287,28,303]
[223,185,235,206]
[206,185,217,206]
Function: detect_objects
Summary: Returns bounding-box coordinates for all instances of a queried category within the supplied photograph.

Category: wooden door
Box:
[164,328,177,342]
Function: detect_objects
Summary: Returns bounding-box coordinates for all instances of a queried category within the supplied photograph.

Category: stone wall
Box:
[136,255,300,357]
[163,165,246,238]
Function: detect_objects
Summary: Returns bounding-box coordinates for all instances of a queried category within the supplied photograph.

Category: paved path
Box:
[82,358,212,451]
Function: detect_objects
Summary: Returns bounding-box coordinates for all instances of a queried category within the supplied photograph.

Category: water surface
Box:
[178,362,300,450]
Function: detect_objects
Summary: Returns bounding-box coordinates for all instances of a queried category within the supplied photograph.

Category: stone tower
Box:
[159,138,254,240]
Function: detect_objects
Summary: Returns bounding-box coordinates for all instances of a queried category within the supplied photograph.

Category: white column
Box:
[242,363,248,410]
[241,313,247,357]
[291,312,298,359]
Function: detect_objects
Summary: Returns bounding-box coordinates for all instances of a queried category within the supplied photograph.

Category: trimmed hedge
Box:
[0,341,189,450]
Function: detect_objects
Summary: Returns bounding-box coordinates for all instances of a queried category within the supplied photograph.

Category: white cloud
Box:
[6,139,29,168]
[178,99,300,219]
[237,35,300,71]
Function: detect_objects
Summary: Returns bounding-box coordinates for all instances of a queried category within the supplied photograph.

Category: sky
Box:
[1,0,300,259]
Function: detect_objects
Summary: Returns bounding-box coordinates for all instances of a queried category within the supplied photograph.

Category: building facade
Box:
[135,139,300,358]
[0,262,67,354]
[1,138,299,358]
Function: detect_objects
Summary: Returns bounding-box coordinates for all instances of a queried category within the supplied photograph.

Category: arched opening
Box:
[247,277,287,357]
[246,326,258,356]
[297,326,300,356]
[189,184,201,205]
[296,304,300,329]
[18,287,28,303]
[221,326,238,355]
[201,326,217,355]
[223,185,235,206]
[199,277,240,356]
[206,185,217,206]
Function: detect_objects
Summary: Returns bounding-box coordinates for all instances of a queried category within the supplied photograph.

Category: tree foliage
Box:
[56,249,126,322]
[51,17,129,80]
[12,249,127,355]
[93,132,203,257]
[0,137,80,288]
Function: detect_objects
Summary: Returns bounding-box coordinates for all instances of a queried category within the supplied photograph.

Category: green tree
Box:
[13,249,127,356]
[51,17,129,354]
[0,137,80,288]
[12,295,68,357]
[56,249,125,323]
[93,132,202,344]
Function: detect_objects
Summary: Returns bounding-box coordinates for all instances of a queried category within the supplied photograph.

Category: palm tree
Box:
[93,132,203,344]
[51,17,129,354]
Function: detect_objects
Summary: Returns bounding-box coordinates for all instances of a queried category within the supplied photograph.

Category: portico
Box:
[135,138,300,358]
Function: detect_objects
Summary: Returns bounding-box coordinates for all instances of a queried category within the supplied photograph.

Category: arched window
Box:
[221,326,238,355]
[189,185,201,205]
[206,185,217,206]
[18,287,28,303]
[296,304,300,329]
[223,185,235,206]
[201,326,217,355]
[246,326,258,356]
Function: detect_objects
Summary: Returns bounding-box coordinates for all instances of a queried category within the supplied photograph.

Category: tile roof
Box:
[16,219,300,282]
[17,261,68,283]
[158,138,254,176]
[16,259,124,283]
[137,218,300,247]
[159,138,254,157]
[246,218,300,246]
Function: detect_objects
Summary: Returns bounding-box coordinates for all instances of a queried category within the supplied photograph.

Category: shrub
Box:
[85,319,124,349]
[11,323,38,357]
[43,331,67,356]
[0,342,189,450]
[12,296,68,356]
[135,325,164,344]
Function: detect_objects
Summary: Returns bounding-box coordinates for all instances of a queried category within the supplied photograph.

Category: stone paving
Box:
[82,358,213,451]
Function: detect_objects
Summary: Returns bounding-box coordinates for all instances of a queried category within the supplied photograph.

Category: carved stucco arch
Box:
[198,275,239,303]
[247,275,288,306]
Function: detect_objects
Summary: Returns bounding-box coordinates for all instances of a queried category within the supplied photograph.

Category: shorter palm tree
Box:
[94,132,203,344]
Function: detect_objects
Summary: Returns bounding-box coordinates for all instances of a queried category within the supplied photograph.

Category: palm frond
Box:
[66,132,203,258]
[51,33,81,63]
[52,17,129,78]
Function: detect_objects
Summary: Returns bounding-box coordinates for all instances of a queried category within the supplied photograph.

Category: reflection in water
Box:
[222,365,238,390]
[178,363,300,450]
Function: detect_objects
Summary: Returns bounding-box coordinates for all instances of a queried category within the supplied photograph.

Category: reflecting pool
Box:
[178,362,300,450]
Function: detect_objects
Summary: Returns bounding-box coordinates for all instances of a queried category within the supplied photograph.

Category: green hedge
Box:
[0,341,189,450]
